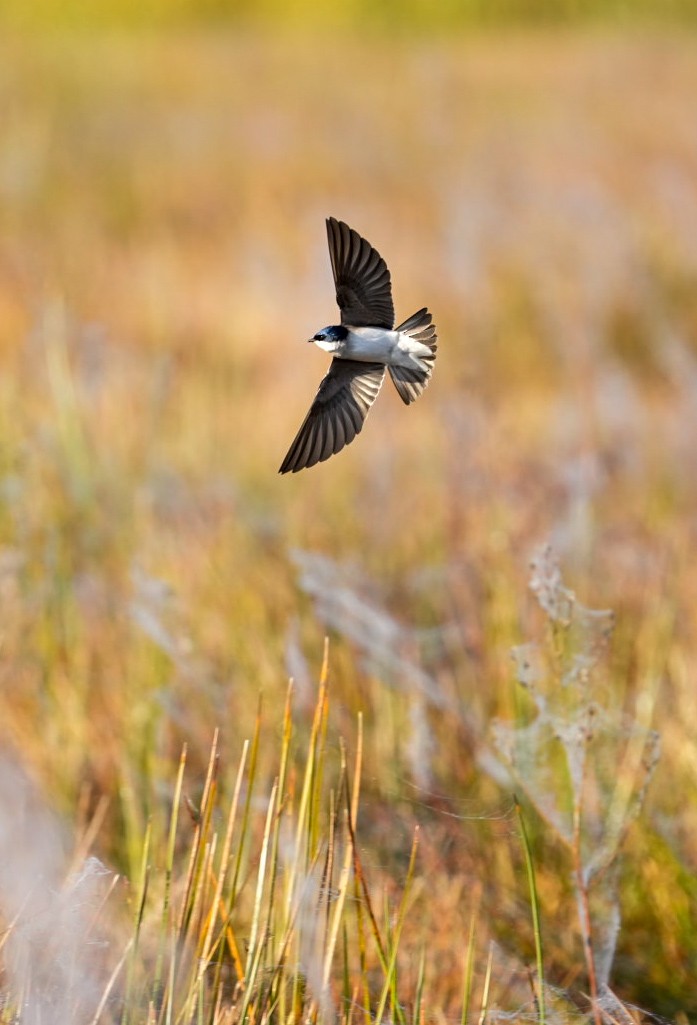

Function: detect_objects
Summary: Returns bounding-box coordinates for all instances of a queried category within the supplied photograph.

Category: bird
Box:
[279,216,437,474]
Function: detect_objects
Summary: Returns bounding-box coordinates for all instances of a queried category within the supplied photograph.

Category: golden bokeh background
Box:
[0,4,696,1019]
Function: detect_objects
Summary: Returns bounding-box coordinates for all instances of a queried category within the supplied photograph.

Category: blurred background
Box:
[0,0,696,1019]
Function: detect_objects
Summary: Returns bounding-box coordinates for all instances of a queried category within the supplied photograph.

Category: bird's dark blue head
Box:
[310,325,348,343]
[308,324,348,350]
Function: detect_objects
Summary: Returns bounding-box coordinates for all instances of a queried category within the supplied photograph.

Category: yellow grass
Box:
[0,25,696,1023]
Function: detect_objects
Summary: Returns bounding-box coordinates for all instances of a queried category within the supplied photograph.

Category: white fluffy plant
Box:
[493,545,661,1025]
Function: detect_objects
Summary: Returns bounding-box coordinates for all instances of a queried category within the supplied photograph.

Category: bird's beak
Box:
[307,337,315,343]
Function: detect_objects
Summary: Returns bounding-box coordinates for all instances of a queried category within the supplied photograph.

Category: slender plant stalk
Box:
[206,738,251,1006]
[120,820,152,1025]
[477,942,494,1025]
[199,740,249,965]
[414,944,427,1025]
[341,922,351,1024]
[309,639,331,856]
[164,927,176,1025]
[227,698,262,916]
[238,780,279,1022]
[322,742,358,991]
[269,687,294,1025]
[572,771,603,1025]
[287,649,329,913]
[154,743,188,1005]
[515,796,546,1025]
[172,830,218,1025]
[90,938,133,1025]
[461,892,480,1025]
[288,666,330,1019]
[322,786,337,956]
[374,827,420,1025]
[344,724,388,975]
[175,737,209,940]
[266,683,294,917]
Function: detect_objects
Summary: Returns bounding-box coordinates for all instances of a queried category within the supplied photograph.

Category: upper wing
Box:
[279,359,386,474]
[326,217,394,329]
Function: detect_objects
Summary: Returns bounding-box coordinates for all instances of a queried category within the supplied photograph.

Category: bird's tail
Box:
[389,308,438,405]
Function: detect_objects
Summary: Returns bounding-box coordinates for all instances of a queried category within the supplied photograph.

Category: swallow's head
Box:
[309,325,348,352]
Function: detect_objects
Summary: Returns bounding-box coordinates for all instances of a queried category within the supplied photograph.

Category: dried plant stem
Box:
[90,938,133,1025]
[515,797,545,1025]
[120,821,151,1025]
[477,941,494,1025]
[322,731,362,993]
[572,799,602,1025]
[374,827,419,1025]
[460,887,480,1025]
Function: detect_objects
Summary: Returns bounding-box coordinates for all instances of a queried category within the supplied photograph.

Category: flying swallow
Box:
[279,217,437,474]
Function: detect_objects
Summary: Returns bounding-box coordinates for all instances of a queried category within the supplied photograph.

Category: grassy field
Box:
[0,25,696,1025]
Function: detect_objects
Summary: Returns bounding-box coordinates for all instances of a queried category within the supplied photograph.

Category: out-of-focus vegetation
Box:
[0,23,696,1025]
[2,0,697,30]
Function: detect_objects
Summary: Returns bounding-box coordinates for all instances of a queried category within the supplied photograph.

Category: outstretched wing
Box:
[326,217,394,329]
[279,359,385,474]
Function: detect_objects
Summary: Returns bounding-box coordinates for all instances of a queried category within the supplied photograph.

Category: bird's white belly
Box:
[343,328,398,362]
[343,327,429,369]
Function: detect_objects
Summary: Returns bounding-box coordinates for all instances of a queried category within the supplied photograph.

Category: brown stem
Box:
[572,798,603,1025]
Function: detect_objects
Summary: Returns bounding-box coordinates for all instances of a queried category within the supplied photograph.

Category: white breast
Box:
[344,327,398,363]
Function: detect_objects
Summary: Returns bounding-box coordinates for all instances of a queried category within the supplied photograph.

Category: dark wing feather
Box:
[279,359,385,474]
[326,217,394,329]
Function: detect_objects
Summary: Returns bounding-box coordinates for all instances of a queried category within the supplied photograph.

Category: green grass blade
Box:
[515,796,546,1025]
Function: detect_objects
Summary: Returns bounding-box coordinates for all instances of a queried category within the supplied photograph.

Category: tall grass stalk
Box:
[515,797,545,1025]
[478,942,495,1025]
[154,742,188,1006]
[322,725,363,994]
[374,828,419,1025]
[460,896,480,1025]
[120,821,152,1025]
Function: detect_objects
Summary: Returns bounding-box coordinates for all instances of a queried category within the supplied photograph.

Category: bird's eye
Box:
[314,333,326,341]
